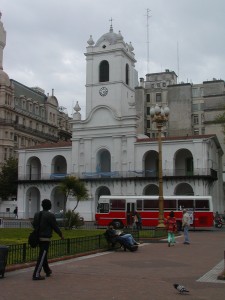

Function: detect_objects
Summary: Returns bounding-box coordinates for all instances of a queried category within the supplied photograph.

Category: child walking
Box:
[166,211,177,247]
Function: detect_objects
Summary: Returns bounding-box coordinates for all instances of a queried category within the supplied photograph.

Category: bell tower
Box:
[85,24,138,117]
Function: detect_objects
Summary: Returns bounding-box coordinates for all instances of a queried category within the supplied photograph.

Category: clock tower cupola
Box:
[85,23,138,117]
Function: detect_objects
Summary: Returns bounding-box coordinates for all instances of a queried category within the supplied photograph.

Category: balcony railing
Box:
[18,168,217,181]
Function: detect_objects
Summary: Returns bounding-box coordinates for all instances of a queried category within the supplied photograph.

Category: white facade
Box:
[16,25,224,220]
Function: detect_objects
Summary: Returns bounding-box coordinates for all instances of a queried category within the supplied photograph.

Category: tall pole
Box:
[150,105,170,228]
[157,122,164,227]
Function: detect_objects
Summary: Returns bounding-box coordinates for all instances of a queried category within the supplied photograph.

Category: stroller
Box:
[104,230,138,252]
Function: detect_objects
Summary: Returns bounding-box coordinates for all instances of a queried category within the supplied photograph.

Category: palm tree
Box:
[59,176,88,228]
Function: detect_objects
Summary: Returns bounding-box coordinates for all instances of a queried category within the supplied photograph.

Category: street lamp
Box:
[150,104,170,228]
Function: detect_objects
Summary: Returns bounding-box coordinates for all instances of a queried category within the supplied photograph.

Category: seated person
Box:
[105,225,140,247]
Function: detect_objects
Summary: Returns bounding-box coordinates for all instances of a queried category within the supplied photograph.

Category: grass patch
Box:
[0,228,105,245]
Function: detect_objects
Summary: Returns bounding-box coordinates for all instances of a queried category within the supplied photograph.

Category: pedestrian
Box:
[166,211,177,247]
[32,199,64,280]
[13,206,18,219]
[134,211,142,230]
[182,209,190,245]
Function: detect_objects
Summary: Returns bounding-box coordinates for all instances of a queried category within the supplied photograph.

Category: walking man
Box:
[182,209,190,245]
[32,199,64,280]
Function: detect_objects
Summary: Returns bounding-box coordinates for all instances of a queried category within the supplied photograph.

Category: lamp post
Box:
[150,104,170,228]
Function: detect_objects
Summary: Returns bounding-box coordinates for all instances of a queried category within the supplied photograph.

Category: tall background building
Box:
[0,13,72,171]
[136,71,225,181]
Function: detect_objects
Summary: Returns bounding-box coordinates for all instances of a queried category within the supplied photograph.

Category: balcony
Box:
[17,168,217,183]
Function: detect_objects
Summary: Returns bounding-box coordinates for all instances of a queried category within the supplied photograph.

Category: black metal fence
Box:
[4,228,171,266]
[7,235,105,265]
[6,230,140,266]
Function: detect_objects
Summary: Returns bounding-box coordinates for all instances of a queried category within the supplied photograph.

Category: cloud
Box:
[1,0,225,118]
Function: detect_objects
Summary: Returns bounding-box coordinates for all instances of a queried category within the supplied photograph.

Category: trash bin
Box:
[0,246,9,278]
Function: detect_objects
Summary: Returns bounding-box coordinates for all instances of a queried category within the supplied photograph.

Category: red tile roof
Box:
[20,140,72,150]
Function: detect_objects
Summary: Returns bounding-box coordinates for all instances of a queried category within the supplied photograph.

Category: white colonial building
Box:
[17,25,224,220]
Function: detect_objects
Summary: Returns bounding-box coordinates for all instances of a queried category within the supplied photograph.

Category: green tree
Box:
[0,157,18,200]
[59,176,88,228]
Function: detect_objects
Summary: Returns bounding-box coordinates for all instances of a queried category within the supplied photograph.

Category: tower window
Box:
[156,93,161,102]
[125,64,129,85]
[99,60,109,82]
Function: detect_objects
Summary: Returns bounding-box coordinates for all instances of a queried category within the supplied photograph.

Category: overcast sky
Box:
[1,0,225,118]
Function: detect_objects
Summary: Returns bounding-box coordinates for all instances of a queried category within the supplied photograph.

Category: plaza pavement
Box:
[1,230,225,300]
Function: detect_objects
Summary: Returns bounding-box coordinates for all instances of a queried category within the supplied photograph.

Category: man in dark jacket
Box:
[32,199,64,280]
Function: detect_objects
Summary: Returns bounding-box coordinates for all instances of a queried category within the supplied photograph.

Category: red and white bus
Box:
[95,195,214,229]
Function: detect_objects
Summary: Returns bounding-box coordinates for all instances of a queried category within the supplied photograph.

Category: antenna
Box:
[145,9,151,74]
[177,41,180,82]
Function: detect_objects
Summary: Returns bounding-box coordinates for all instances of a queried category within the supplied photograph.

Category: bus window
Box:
[110,199,125,210]
[178,199,194,210]
[144,199,158,210]
[98,203,109,213]
[195,200,209,211]
[164,199,176,211]
[136,199,142,210]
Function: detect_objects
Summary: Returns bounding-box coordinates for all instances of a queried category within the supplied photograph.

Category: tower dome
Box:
[95,25,123,46]
[0,69,10,86]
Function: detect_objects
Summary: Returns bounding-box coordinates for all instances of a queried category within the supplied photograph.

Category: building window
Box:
[147,107,150,115]
[4,148,7,160]
[193,115,199,125]
[125,64,129,85]
[194,129,199,135]
[156,93,161,102]
[201,113,204,123]
[146,94,150,102]
[99,60,109,82]
[147,120,150,128]
[201,128,205,135]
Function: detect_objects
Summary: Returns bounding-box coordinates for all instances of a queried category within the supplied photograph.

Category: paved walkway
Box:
[1,231,225,300]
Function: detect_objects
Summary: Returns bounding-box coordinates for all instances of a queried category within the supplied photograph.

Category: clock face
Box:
[99,87,108,97]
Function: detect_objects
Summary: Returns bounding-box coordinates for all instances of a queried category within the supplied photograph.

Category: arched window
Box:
[125,63,129,85]
[99,60,109,82]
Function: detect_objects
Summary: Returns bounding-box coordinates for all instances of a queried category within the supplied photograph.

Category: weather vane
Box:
[109,17,113,26]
